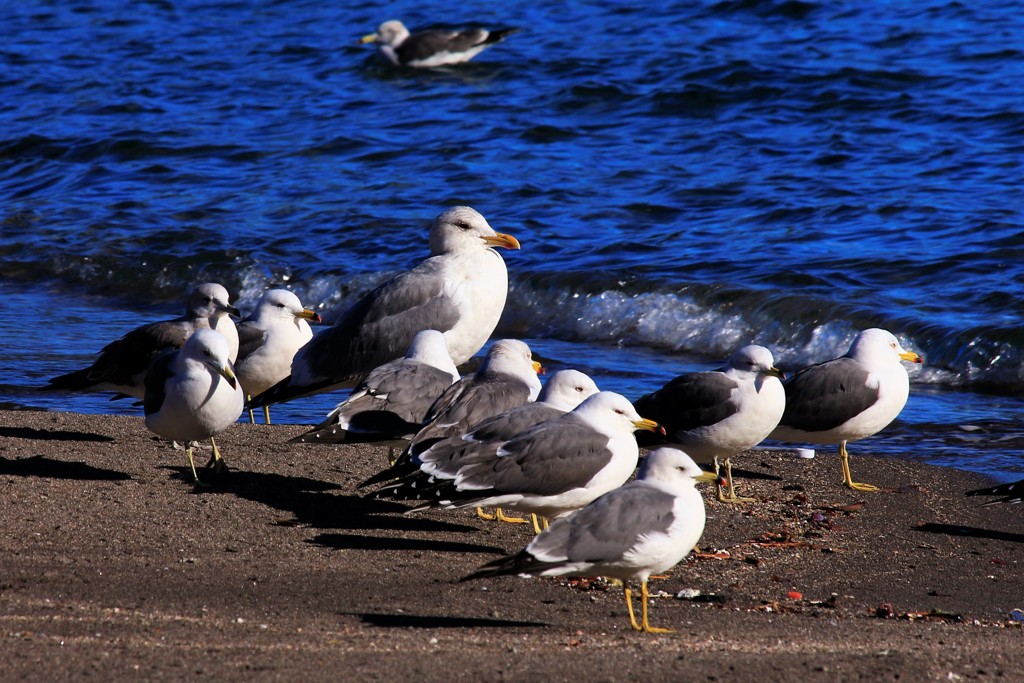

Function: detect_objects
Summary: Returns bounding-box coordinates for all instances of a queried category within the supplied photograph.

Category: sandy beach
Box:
[1,409,1021,682]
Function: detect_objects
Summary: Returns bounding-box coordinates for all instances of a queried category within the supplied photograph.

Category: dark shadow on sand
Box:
[731,466,784,482]
[308,532,507,555]
[352,612,546,629]
[0,455,131,480]
[913,522,1024,544]
[0,426,115,442]
[160,465,482,534]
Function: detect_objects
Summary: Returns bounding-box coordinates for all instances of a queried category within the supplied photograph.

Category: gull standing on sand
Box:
[361,339,542,487]
[634,345,785,502]
[370,369,599,485]
[234,289,322,424]
[461,447,718,633]
[248,207,520,408]
[377,392,662,531]
[294,329,460,444]
[360,20,518,68]
[143,329,245,484]
[770,328,924,492]
[43,283,240,400]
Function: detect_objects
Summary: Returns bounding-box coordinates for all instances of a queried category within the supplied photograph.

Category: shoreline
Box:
[1,410,1021,682]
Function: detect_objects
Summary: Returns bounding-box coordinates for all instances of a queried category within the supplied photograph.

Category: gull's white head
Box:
[847,328,924,366]
[726,344,785,379]
[181,328,238,389]
[405,329,459,379]
[188,282,239,322]
[572,391,661,436]
[638,447,720,487]
[362,20,410,48]
[537,369,600,412]
[428,206,520,256]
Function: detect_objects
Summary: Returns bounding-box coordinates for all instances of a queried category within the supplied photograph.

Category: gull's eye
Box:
[455,221,471,231]
[614,408,625,415]
[575,386,584,392]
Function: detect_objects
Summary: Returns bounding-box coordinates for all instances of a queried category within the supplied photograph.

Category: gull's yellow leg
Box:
[718,457,754,503]
[184,445,200,483]
[495,508,529,524]
[640,579,673,634]
[624,585,642,631]
[476,507,496,520]
[840,441,878,492]
[263,405,271,425]
[206,437,228,476]
[247,395,256,424]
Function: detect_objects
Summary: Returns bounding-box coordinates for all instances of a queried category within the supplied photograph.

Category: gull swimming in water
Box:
[361,20,517,68]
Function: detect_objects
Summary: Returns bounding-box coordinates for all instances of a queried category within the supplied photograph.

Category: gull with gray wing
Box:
[386,392,662,525]
[143,329,245,484]
[234,289,321,424]
[635,345,785,502]
[294,329,459,445]
[462,447,718,633]
[43,283,240,400]
[249,207,520,408]
[770,328,924,492]
[361,20,518,68]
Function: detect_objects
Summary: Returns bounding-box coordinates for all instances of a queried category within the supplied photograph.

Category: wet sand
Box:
[1,410,1021,682]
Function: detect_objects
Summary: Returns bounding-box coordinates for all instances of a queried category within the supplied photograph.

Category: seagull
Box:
[634,345,785,502]
[360,20,518,68]
[293,329,459,444]
[382,392,662,528]
[143,328,245,484]
[360,338,542,487]
[234,289,322,424]
[966,478,1024,506]
[369,369,599,523]
[461,447,718,633]
[770,328,924,492]
[248,207,520,408]
[43,283,240,400]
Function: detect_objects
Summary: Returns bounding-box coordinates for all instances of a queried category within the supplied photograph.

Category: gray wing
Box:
[464,403,564,443]
[453,417,613,497]
[288,262,463,389]
[142,349,177,416]
[414,404,562,478]
[234,321,268,364]
[780,357,877,432]
[397,28,488,62]
[635,371,740,433]
[529,484,677,564]
[416,376,535,444]
[46,318,192,391]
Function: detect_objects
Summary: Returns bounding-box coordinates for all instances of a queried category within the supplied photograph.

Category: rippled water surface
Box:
[2,1,1022,479]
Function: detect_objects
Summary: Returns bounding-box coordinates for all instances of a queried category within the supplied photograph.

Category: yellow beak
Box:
[482,232,521,250]
[216,363,238,390]
[295,308,322,324]
[900,350,924,364]
[632,418,662,433]
[360,32,379,44]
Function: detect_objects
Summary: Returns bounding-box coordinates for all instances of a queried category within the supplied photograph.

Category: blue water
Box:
[1,1,1022,480]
